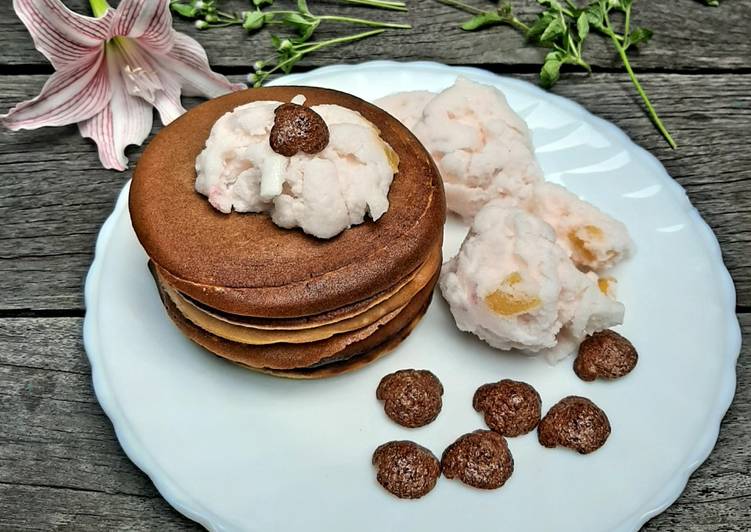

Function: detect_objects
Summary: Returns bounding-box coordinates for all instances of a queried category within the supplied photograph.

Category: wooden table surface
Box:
[1,1,749,530]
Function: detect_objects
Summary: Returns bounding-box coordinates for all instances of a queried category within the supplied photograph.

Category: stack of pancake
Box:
[129,87,446,378]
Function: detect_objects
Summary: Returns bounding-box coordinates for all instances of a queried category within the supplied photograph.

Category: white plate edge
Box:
[82,61,742,532]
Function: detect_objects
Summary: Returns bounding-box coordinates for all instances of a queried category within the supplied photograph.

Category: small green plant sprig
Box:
[438,0,679,148]
[170,0,410,86]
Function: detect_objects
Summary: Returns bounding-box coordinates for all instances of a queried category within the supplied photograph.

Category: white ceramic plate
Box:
[84,61,741,532]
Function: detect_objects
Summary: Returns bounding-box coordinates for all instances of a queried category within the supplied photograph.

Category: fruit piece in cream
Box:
[375,78,542,220]
[195,96,398,239]
[439,201,624,362]
[525,182,634,271]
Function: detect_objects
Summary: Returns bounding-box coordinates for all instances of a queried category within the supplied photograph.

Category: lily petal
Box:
[152,73,186,125]
[13,0,113,69]
[108,38,185,125]
[2,51,110,130]
[154,33,245,98]
[111,0,174,55]
[79,52,153,171]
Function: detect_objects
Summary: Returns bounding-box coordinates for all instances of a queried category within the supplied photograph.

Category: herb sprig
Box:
[170,0,410,86]
[439,0,677,149]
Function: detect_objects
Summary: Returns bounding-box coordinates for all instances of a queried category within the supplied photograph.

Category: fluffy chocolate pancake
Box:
[256,305,429,380]
[130,86,445,318]
[158,245,439,344]
[158,241,441,331]
[156,272,437,372]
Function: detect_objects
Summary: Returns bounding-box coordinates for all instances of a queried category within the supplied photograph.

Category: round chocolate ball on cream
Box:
[130,87,445,378]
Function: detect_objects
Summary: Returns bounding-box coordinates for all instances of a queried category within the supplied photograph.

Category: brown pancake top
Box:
[130,86,445,318]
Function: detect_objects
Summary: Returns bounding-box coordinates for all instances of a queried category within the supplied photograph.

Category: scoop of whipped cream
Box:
[195,95,398,239]
[375,78,542,220]
[525,182,634,271]
[439,201,624,362]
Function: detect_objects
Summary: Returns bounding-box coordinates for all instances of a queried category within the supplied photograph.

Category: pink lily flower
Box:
[2,0,245,170]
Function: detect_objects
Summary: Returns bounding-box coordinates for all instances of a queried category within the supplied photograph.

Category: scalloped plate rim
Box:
[83,60,741,532]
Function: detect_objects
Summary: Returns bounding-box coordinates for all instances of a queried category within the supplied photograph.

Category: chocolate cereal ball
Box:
[441,430,514,490]
[473,379,541,436]
[376,369,443,428]
[538,396,611,454]
[372,441,441,499]
[574,329,638,381]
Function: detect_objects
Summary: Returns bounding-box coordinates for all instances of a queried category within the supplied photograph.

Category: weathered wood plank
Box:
[0,315,748,530]
[0,0,750,71]
[0,485,202,531]
[0,73,748,310]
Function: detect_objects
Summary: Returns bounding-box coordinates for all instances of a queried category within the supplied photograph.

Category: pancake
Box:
[156,270,438,371]
[158,241,441,331]
[250,300,430,380]
[158,245,440,343]
[130,86,446,318]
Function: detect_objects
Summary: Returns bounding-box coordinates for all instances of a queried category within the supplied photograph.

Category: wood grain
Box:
[0,3,748,528]
[1,1,750,71]
[1,73,748,310]
[0,315,747,530]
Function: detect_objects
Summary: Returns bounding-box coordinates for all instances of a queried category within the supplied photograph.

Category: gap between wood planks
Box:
[2,63,751,77]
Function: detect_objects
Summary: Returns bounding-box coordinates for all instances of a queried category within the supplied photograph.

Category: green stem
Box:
[296,29,386,53]
[208,21,244,28]
[604,23,676,148]
[507,15,529,33]
[624,5,631,39]
[262,29,385,81]
[340,0,408,12]
[318,15,411,29]
[435,0,485,15]
[216,9,241,21]
[89,0,110,17]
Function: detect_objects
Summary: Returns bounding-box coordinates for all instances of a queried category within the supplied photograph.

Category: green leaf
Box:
[293,19,319,42]
[538,0,564,10]
[585,4,604,29]
[627,27,653,47]
[297,0,311,15]
[461,12,502,31]
[169,3,198,18]
[576,12,589,40]
[283,12,310,26]
[540,54,562,88]
[527,11,555,41]
[270,34,282,48]
[242,10,265,31]
[282,12,316,37]
[253,0,274,5]
[539,16,565,42]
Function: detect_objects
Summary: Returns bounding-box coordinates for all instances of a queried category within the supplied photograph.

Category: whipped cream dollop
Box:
[377,78,634,363]
[195,95,398,239]
[376,78,543,220]
[440,202,625,362]
[525,182,634,271]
